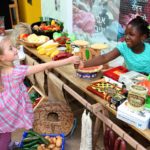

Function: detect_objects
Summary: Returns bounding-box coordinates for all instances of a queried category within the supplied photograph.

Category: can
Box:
[127,85,148,111]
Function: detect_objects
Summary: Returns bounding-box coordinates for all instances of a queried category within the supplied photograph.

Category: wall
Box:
[41,0,72,33]
[18,0,41,24]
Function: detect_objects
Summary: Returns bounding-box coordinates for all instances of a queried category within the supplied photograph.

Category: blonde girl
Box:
[0,37,80,150]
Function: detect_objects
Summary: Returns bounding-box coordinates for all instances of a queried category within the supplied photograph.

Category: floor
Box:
[12,110,104,150]
[11,112,150,150]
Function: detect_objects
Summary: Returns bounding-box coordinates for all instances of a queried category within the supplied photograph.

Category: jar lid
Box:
[72,40,89,46]
[130,85,148,94]
[91,43,108,50]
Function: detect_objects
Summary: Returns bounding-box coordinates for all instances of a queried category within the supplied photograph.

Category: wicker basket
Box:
[19,36,49,48]
[33,100,74,136]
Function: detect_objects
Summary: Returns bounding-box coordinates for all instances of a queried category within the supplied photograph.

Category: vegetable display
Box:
[29,91,42,109]
[20,130,64,150]
[31,19,63,39]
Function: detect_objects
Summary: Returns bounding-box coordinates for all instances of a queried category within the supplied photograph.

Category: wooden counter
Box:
[24,45,150,145]
[53,64,150,143]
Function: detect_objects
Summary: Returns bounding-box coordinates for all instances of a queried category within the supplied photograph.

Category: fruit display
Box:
[53,32,76,45]
[19,130,64,150]
[53,32,70,45]
[31,19,63,39]
[19,33,49,47]
[36,40,59,58]
[27,34,49,43]
[33,21,61,32]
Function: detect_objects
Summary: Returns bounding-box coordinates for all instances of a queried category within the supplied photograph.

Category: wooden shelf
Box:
[9,0,19,28]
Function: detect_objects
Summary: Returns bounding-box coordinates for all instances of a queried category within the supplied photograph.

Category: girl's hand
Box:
[74,60,84,69]
[68,56,80,64]
[78,60,84,69]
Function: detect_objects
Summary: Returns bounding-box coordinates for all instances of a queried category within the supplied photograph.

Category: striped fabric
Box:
[0,65,33,133]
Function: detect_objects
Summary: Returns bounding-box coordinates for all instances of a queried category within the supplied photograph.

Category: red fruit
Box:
[19,33,29,40]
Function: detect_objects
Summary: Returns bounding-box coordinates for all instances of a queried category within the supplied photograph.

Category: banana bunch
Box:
[46,47,58,56]
[37,40,58,50]
[38,48,46,55]
[50,49,59,59]
[37,40,59,56]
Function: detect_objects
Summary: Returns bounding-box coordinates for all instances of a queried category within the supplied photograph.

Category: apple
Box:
[68,33,76,42]
[53,32,62,40]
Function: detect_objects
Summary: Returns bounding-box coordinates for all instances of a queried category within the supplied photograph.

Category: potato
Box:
[48,144,55,149]
[38,145,44,150]
[45,136,50,140]
[56,137,62,147]
[51,137,56,144]
[41,144,45,147]
[52,147,61,150]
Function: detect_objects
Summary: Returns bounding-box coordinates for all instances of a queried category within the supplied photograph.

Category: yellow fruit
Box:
[37,47,44,52]
[37,40,57,50]
[38,49,46,55]
[51,20,56,26]
[46,48,57,56]
[50,50,59,59]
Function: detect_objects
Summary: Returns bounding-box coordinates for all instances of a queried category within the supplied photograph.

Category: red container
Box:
[103,66,128,81]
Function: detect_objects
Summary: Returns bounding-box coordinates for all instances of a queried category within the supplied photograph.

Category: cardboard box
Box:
[117,101,150,130]
[118,71,147,90]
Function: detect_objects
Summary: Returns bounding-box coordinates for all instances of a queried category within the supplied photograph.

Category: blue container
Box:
[19,131,65,150]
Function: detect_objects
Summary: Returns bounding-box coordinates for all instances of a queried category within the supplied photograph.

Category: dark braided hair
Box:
[128,16,150,38]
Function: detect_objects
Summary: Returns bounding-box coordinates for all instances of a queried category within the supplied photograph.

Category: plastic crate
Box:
[19,131,65,150]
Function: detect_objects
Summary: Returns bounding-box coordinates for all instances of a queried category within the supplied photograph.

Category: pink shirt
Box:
[0,65,33,133]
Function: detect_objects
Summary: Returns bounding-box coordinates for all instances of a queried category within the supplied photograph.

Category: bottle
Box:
[65,40,72,53]
[73,47,80,69]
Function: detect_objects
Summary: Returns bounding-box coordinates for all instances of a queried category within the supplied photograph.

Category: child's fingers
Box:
[78,61,84,69]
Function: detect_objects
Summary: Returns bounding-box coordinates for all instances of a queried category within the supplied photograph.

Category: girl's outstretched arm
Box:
[26,56,80,76]
[81,48,120,68]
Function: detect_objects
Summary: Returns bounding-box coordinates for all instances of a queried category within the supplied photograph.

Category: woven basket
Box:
[19,36,49,48]
[33,100,74,136]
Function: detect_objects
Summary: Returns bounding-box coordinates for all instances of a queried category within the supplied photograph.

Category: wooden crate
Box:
[28,85,47,111]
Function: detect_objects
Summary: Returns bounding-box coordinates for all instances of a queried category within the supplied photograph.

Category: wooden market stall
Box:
[23,45,150,150]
